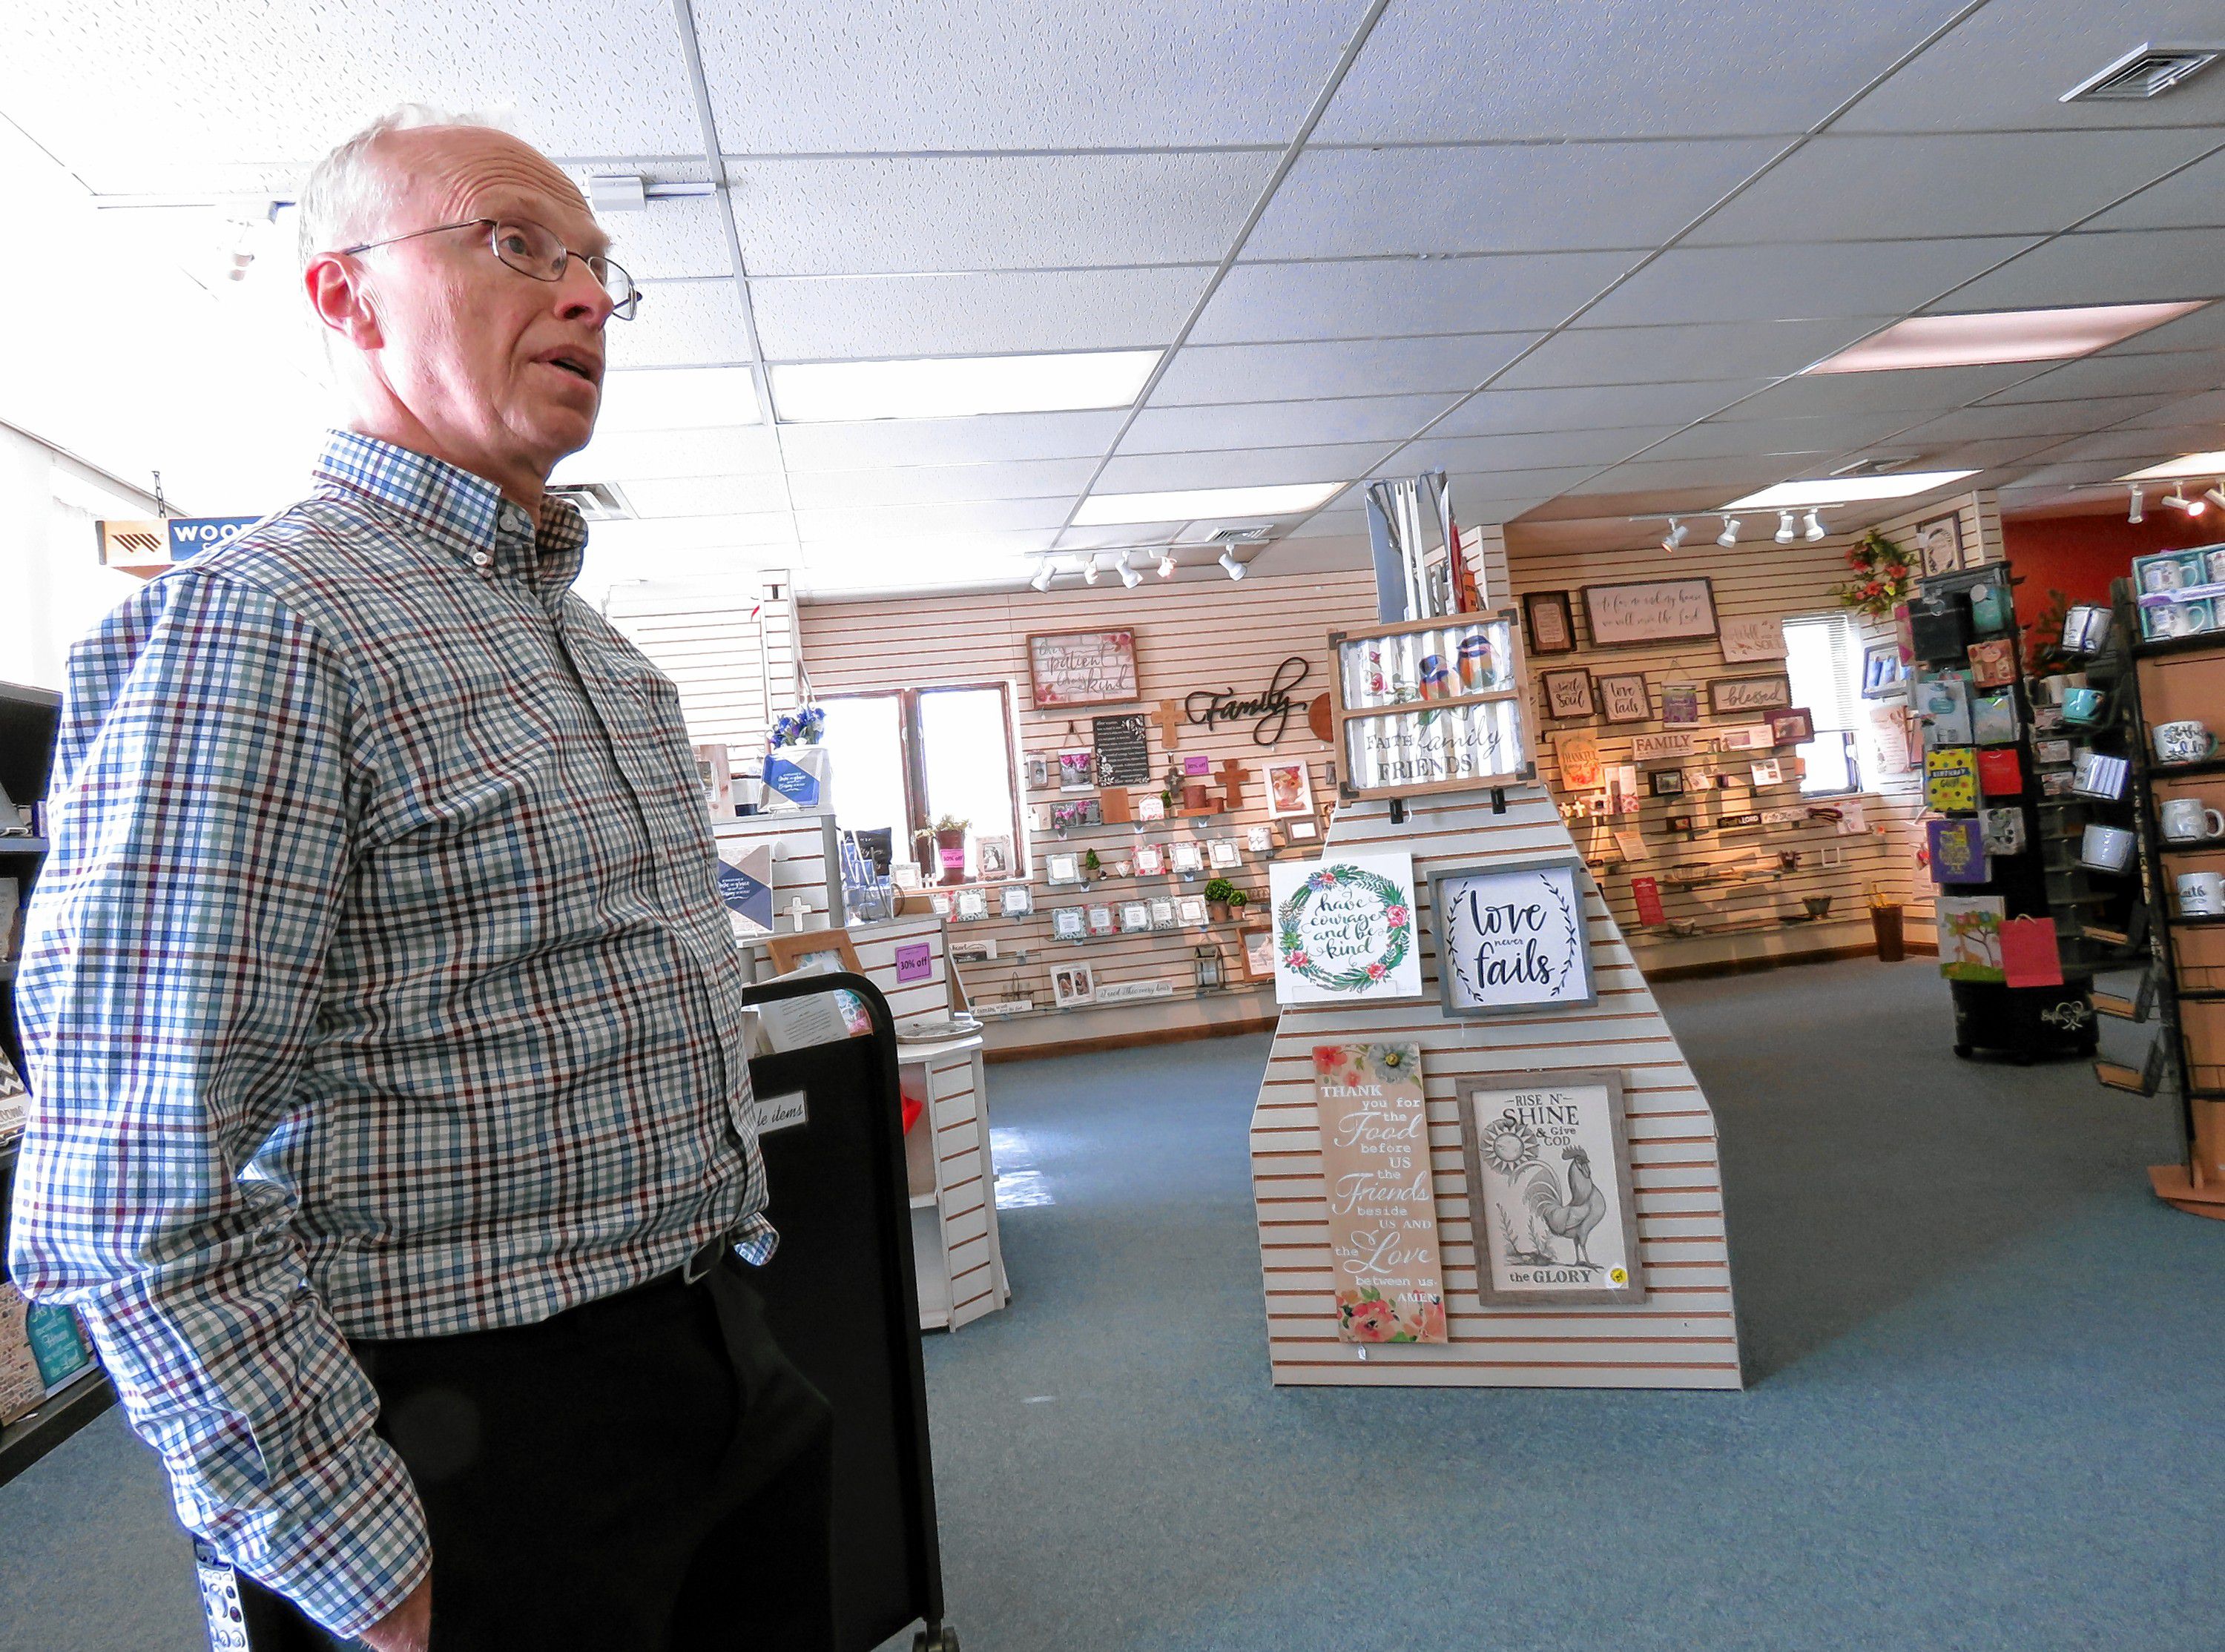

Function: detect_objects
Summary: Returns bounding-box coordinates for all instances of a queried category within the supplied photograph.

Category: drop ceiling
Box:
[4,0,2223,599]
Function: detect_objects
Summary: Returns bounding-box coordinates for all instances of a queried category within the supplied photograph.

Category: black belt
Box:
[681,1229,742,1286]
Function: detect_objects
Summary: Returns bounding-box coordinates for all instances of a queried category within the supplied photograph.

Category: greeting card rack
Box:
[2097,581,2225,1218]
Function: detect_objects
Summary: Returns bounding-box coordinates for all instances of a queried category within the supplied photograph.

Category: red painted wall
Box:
[2002,508,2225,624]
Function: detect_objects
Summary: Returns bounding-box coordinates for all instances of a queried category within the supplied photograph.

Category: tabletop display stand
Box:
[2094,582,2225,1218]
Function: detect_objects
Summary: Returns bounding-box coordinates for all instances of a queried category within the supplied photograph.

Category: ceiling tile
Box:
[1246,139,1781,258]
[1563,455,1810,497]
[1977,349,2225,405]
[1149,334,1541,405]
[1709,363,2045,418]
[2022,429,2218,466]
[2119,389,2225,430]
[694,1,1359,150]
[1494,318,1881,389]
[727,153,1273,277]
[1434,380,1773,437]
[1934,229,2225,314]
[1636,416,1883,461]
[1685,130,2218,245]
[785,457,1099,511]
[2083,148,2225,233]
[1401,428,1675,472]
[1118,395,1451,455]
[1092,443,1392,494]
[794,497,1076,541]
[554,424,782,483]
[1579,237,2036,327]
[592,195,732,283]
[1834,0,2225,134]
[1050,524,1188,552]
[1191,252,1638,344]
[1893,396,2180,443]
[0,2,703,194]
[751,267,1202,360]
[777,409,1127,472]
[607,280,754,369]
[1313,0,1975,142]
[617,474,793,518]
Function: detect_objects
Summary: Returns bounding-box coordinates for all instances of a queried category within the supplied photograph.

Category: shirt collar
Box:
[311,430,587,597]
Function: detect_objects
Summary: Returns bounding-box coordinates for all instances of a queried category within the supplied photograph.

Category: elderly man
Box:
[8,110,832,1651]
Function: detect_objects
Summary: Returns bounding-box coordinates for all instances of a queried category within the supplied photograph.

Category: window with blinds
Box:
[1781,613,1865,796]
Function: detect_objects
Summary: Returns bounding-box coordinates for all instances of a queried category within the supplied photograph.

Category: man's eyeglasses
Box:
[339,218,640,320]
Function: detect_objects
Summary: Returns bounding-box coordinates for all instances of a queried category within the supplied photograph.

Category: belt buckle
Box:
[682,1234,727,1286]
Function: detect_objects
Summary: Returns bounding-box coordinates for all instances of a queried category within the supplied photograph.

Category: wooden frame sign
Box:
[1458,1068,1644,1305]
[1328,610,1534,803]
[1027,628,1139,709]
[1707,674,1793,715]
[1427,859,1598,1018]
[762,926,865,977]
[1581,578,1718,649]
[1523,589,1577,655]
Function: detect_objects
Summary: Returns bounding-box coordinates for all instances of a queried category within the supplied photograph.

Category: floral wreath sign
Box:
[1268,851,1424,1005]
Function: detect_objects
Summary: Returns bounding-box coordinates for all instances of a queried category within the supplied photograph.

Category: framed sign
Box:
[1632,730,1696,763]
[1523,589,1578,655]
[714,842,776,939]
[763,927,864,977]
[1027,628,1139,709]
[1427,859,1598,1018]
[1458,1068,1644,1305]
[1580,578,1718,648]
[1595,673,1650,724]
[1540,668,1595,719]
[1658,682,1701,727]
[1861,642,1908,698]
[1707,674,1793,716]
[1313,1042,1448,1345]
[1914,513,1963,578]
[1091,713,1152,786]
[1554,730,1604,791]
[1329,612,1532,802]
[1268,851,1424,1005]
[1766,707,1815,745]
[1718,614,1787,664]
[1264,759,1315,818]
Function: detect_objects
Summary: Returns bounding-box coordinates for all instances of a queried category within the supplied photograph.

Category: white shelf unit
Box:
[903,1031,1009,1331]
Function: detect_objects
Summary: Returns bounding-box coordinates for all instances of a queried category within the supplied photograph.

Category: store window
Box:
[1780,615,1865,796]
[820,684,1021,880]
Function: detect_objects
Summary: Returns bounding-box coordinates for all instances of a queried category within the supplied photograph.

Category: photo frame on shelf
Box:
[1861,643,1907,698]
[1045,851,1084,886]
[1120,902,1153,933]
[1171,839,1204,873]
[1540,668,1596,720]
[975,835,1014,880]
[1765,707,1815,745]
[1052,962,1097,1007]
[1052,906,1087,942]
[1086,904,1117,936]
[1239,925,1276,981]
[1650,769,1686,796]
[1150,897,1180,930]
[1595,673,1651,724]
[1426,859,1598,1017]
[1265,759,1315,818]
[1023,753,1054,791]
[1028,628,1138,710]
[763,927,865,977]
[1176,894,1209,927]
[1208,839,1242,869]
[999,884,1034,918]
[953,888,989,921]
[1914,513,1964,578]
[1279,817,1319,845]
[1523,589,1578,655]
[1133,842,1165,876]
[1459,1068,1644,1306]
[1707,674,1793,716]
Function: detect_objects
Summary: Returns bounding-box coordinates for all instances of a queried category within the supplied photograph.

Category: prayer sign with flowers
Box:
[1313,1043,1448,1346]
[1268,851,1424,1005]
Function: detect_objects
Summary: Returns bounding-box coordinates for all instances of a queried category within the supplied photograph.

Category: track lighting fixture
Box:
[1118,552,1142,589]
[2206,479,2225,511]
[2127,484,2145,524]
[1776,511,1797,545]
[1158,550,1176,579]
[2163,486,2206,516]
[1081,556,1101,585]
[1218,549,1247,581]
[1804,509,1826,541]
[1661,517,1687,553]
[1716,517,1740,548]
[1029,560,1053,592]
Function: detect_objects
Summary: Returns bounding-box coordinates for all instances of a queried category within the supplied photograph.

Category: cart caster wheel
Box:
[915,1628,960,1652]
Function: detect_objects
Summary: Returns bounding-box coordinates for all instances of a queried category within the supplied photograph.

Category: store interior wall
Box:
[2001,507,2224,626]
[0,424,151,690]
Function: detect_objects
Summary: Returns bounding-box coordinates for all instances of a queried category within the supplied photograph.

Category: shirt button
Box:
[471,551,492,566]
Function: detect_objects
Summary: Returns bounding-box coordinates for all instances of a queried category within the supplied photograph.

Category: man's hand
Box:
[358,1576,432,1652]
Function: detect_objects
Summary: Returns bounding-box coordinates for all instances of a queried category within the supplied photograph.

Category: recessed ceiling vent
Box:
[2061,43,2221,102]
[550,482,634,521]
[1830,453,1922,480]
[1204,525,1273,543]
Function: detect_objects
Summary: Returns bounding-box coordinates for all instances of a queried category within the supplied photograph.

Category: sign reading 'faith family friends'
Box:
[1313,1043,1448,1344]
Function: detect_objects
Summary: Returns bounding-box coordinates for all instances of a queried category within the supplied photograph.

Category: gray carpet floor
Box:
[5,957,2219,1649]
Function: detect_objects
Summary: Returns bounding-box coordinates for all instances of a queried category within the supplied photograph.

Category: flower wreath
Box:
[1277,865,1412,991]
[1833,530,1913,621]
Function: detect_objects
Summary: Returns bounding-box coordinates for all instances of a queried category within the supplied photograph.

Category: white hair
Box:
[295,103,521,271]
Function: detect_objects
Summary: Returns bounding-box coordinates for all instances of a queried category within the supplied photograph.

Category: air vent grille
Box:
[550,482,634,521]
[2062,44,2221,102]
[1205,525,1272,543]
[1830,453,1922,480]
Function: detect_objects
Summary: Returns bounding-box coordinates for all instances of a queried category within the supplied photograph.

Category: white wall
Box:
[0,424,148,690]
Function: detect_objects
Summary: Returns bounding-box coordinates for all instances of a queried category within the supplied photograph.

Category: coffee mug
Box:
[2080,823,2136,871]
[2160,798,2225,842]
[2062,686,2106,725]
[2179,870,2225,917]
[2153,721,2218,765]
[2143,559,2186,592]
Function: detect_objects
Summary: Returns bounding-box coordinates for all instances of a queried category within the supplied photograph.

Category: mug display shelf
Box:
[2153,756,2225,780]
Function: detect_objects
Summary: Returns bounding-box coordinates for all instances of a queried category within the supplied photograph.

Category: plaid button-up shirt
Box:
[7,432,774,1637]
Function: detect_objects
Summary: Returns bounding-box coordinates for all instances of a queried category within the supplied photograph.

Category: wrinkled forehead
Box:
[375,125,607,256]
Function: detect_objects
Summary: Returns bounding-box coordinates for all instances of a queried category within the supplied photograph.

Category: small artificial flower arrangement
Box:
[769,706,825,749]
[1833,531,1913,621]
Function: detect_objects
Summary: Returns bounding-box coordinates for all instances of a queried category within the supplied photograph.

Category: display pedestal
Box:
[1247,787,1744,1390]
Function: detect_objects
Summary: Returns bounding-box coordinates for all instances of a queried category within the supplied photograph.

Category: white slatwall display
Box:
[1250,790,1742,1390]
[606,572,801,759]
[712,811,843,960]
[1503,493,2000,971]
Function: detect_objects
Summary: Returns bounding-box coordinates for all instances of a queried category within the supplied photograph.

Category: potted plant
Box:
[1204,876,1240,922]
[1227,887,1250,920]
[912,813,970,886]
[1082,848,1102,883]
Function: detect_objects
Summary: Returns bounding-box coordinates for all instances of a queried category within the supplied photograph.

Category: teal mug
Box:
[2062,687,2106,725]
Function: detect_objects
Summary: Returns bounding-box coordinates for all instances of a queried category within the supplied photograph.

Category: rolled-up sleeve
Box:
[6,569,429,1637]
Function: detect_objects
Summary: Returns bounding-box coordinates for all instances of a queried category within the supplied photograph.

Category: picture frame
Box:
[1058,749,1096,791]
[1052,906,1087,941]
[762,927,865,977]
[1766,707,1815,745]
[1426,859,1598,1018]
[1914,513,1964,578]
[1086,904,1116,936]
[1595,673,1651,724]
[1023,752,1054,791]
[1044,851,1084,886]
[1208,839,1242,869]
[1171,839,1204,873]
[975,835,1014,880]
[1027,628,1139,710]
[1052,962,1098,1007]
[1280,818,1319,844]
[1239,925,1277,981]
[1264,759,1315,818]
[1176,894,1209,927]
[1458,1068,1644,1305]
[1717,614,1788,664]
[953,888,989,921]
[1707,674,1793,716]
[1120,901,1153,933]
[1658,682,1701,727]
[1540,668,1597,719]
[1650,769,1686,796]
[1523,589,1578,655]
[1150,897,1180,930]
[999,884,1034,918]
[1860,643,1908,698]
[1580,577,1718,649]
[1133,842,1165,876]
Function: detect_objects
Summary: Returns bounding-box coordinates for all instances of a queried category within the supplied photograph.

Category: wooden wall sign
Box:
[1554,730,1604,790]
[1458,1068,1644,1305]
[1427,859,1598,1018]
[1328,612,1533,802]
[1581,578,1718,648]
[1540,668,1595,719]
[1595,673,1651,724]
[1632,730,1696,762]
[1184,655,1312,746]
[1718,614,1788,664]
[1091,713,1152,784]
[1027,628,1138,708]
[1707,674,1793,715]
[1523,589,1578,655]
[1313,1042,1448,1345]
[1268,851,1424,1005]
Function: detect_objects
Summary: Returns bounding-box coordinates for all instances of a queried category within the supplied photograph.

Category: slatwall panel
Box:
[606,572,800,758]
[1249,790,1741,1389]
[1505,493,2000,970]
[711,812,843,971]
[848,912,955,1025]
[798,532,1511,1057]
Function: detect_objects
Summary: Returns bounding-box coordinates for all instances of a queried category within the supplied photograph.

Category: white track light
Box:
[1158,550,1176,579]
[1119,552,1142,588]
[2206,479,2225,511]
[1804,509,1826,541]
[1776,511,1796,545]
[1081,556,1101,585]
[2128,485,2145,524]
[1716,517,1740,548]
[2164,486,2206,517]
[1218,549,1247,581]
[1663,517,1688,551]
[1030,561,1053,592]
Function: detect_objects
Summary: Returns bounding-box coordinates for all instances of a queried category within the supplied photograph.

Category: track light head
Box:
[1776,510,1796,545]
[1804,509,1826,541]
[1081,556,1101,585]
[1665,517,1687,549]
[1716,517,1740,548]
[1029,560,1053,592]
[2206,479,2225,511]
[1119,555,1142,588]
[1158,551,1176,579]
[2128,484,2145,525]
[1218,549,1246,581]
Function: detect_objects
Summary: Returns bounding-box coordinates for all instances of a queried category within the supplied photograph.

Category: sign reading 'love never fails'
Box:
[1313,1043,1448,1344]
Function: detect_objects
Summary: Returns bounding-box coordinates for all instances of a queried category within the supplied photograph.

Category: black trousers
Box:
[241,1255,834,1651]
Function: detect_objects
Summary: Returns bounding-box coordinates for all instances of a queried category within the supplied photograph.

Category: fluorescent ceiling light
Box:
[1074,480,1345,526]
[598,366,761,432]
[2120,449,2225,481]
[1805,302,2205,373]
[770,349,1158,423]
[1723,470,1977,511]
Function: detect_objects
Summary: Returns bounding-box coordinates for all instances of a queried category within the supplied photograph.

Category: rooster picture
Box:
[1509,1146,1608,1270]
